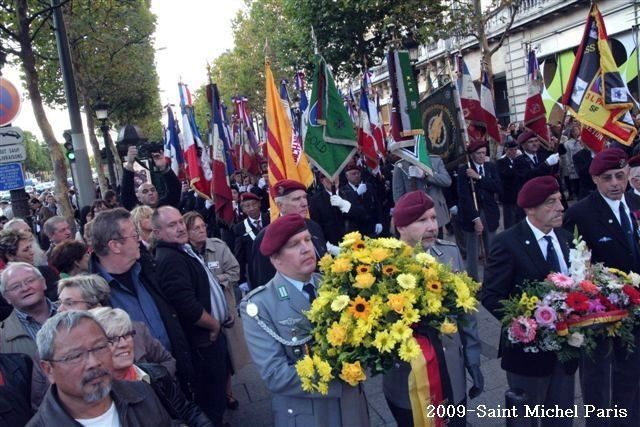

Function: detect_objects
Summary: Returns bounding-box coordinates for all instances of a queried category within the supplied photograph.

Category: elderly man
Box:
[241,214,370,426]
[627,155,640,198]
[338,164,382,237]
[483,176,576,427]
[514,130,559,190]
[248,179,328,289]
[28,311,173,426]
[89,208,195,398]
[233,192,271,290]
[564,148,640,426]
[43,216,72,257]
[385,191,482,427]
[153,206,230,426]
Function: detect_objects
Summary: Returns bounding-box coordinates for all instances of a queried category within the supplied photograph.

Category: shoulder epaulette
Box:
[244,285,267,300]
[436,238,457,246]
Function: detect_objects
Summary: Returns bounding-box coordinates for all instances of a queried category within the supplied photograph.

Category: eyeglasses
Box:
[47,341,112,366]
[114,231,140,241]
[108,330,136,344]
[5,276,41,293]
[56,299,94,309]
[139,187,157,195]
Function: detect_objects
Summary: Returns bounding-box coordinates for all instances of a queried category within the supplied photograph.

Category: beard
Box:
[82,369,112,403]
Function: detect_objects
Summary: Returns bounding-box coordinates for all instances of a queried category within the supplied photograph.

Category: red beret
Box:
[271,179,306,198]
[627,155,640,168]
[516,130,537,145]
[517,176,560,209]
[260,214,308,256]
[344,164,361,173]
[393,191,435,227]
[467,138,488,153]
[588,148,628,176]
[240,192,260,202]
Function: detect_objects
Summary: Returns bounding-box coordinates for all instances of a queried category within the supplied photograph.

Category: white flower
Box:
[567,332,585,348]
[629,272,640,287]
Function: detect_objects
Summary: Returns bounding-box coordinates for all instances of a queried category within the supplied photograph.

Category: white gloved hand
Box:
[330,194,351,213]
[374,223,383,235]
[449,205,459,216]
[258,177,266,189]
[239,185,247,192]
[239,282,250,293]
[408,165,425,179]
[205,199,214,210]
[356,182,367,196]
[545,153,560,166]
[326,242,341,256]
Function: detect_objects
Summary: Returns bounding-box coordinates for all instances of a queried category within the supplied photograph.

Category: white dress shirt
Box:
[600,193,633,226]
[526,217,569,274]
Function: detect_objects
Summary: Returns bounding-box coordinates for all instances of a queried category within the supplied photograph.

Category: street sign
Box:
[0,77,22,126]
[0,126,24,146]
[0,163,25,191]
[0,144,26,164]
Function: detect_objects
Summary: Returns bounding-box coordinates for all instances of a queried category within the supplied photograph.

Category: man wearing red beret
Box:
[338,165,383,237]
[483,176,576,425]
[456,139,502,280]
[513,131,559,192]
[241,214,370,426]
[564,147,640,425]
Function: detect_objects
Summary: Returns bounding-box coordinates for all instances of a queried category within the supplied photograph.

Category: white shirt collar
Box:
[635,189,640,197]
[525,151,537,162]
[281,273,313,294]
[525,217,558,242]
[600,193,628,213]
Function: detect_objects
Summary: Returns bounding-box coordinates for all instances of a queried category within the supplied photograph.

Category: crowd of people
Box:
[1,116,640,427]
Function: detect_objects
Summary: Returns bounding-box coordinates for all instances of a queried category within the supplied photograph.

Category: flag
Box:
[345,88,358,126]
[480,68,501,144]
[220,102,236,175]
[295,71,309,142]
[357,73,380,171]
[233,97,261,175]
[561,4,637,146]
[209,84,234,225]
[387,48,423,140]
[164,106,184,176]
[456,56,485,141]
[179,83,212,199]
[581,124,607,153]
[524,49,551,147]
[370,81,387,158]
[265,60,314,220]
[303,54,357,181]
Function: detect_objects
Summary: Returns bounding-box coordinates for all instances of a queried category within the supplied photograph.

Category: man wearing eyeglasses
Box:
[121,146,182,211]
[29,310,174,426]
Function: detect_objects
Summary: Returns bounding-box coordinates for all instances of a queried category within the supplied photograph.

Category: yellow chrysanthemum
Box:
[399,338,421,362]
[339,361,367,386]
[348,296,371,319]
[425,295,443,314]
[397,273,417,290]
[377,237,404,249]
[370,247,391,262]
[457,296,478,312]
[402,307,420,324]
[373,330,396,353]
[387,293,408,313]
[331,257,353,274]
[416,252,436,266]
[440,318,458,334]
[327,322,347,346]
[352,249,373,264]
[390,321,413,341]
[296,355,315,378]
[354,272,376,289]
[313,355,333,381]
[318,253,334,272]
[343,231,363,242]
[356,265,371,274]
[300,377,314,392]
[330,295,350,312]
[316,382,329,395]
[382,265,399,276]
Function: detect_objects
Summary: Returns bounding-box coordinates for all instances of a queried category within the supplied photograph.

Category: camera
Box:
[136,141,165,160]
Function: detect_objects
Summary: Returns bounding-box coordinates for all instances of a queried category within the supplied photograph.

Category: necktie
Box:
[303,283,317,303]
[478,165,484,177]
[543,235,561,272]
[532,155,538,166]
[254,219,262,230]
[619,203,637,258]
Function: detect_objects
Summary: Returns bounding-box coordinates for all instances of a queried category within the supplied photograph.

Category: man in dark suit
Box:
[483,176,576,426]
[564,148,640,426]
[497,140,520,230]
[572,147,596,200]
[339,164,382,237]
[513,130,559,191]
[456,139,502,280]
[248,179,328,289]
[233,192,270,289]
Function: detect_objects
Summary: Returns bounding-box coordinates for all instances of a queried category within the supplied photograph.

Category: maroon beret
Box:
[467,138,488,154]
[504,140,518,149]
[344,163,361,173]
[393,191,435,227]
[517,176,560,209]
[627,155,640,168]
[516,130,537,145]
[260,214,308,256]
[271,179,306,198]
[240,192,260,202]
[588,148,628,176]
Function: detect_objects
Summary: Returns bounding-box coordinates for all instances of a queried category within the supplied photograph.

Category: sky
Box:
[3,0,244,142]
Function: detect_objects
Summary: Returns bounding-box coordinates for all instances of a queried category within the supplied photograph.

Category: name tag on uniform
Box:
[207,261,219,270]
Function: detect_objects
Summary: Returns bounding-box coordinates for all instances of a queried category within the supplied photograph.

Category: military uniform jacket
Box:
[339,182,381,237]
[497,156,518,204]
[240,273,370,427]
[309,189,367,246]
[456,161,501,232]
[232,213,270,285]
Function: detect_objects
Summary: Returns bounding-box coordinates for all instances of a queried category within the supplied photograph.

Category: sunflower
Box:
[382,265,399,276]
[348,296,371,319]
[427,281,442,293]
[356,265,371,275]
[353,241,367,251]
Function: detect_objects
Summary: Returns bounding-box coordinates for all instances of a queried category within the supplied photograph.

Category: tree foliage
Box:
[23,130,53,173]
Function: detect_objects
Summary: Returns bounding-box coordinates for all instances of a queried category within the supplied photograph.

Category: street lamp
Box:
[94,101,117,190]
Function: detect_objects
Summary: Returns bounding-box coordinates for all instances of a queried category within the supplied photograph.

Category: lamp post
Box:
[94,102,116,190]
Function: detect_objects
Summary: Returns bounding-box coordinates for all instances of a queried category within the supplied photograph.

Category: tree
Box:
[23,130,53,173]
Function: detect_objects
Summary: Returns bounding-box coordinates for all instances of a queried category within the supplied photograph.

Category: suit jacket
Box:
[309,189,366,245]
[482,220,575,376]
[240,273,369,427]
[0,310,39,362]
[339,182,381,237]
[233,214,270,286]
[513,151,553,190]
[497,156,518,204]
[564,191,640,273]
[392,157,452,227]
[456,161,501,232]
[572,149,596,200]
[248,218,327,290]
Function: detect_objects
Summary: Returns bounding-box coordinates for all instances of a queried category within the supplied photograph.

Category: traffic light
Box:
[62,130,75,162]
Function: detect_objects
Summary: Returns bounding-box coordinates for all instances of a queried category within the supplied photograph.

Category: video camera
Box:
[115,124,164,160]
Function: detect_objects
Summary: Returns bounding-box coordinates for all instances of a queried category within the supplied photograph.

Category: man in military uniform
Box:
[233,192,270,290]
[241,214,369,427]
[339,164,383,237]
[384,191,483,427]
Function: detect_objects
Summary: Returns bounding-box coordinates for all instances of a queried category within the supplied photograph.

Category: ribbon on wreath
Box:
[408,325,454,427]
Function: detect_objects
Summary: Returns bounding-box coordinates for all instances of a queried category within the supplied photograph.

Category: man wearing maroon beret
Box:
[240,214,370,426]
[513,131,559,195]
[564,147,640,425]
[483,176,576,425]
[456,139,502,280]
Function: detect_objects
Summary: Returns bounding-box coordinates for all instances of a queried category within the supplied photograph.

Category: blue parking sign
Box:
[0,163,25,191]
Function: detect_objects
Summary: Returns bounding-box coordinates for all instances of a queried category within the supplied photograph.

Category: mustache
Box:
[82,368,110,386]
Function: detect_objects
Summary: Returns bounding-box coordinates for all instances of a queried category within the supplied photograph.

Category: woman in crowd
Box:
[3,218,47,267]
[183,211,250,410]
[131,204,155,252]
[49,240,89,278]
[90,307,213,427]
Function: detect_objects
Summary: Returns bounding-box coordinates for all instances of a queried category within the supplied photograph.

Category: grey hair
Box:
[43,216,68,238]
[89,307,132,337]
[57,274,111,307]
[91,208,131,257]
[36,311,106,361]
[3,218,30,232]
[0,262,43,295]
